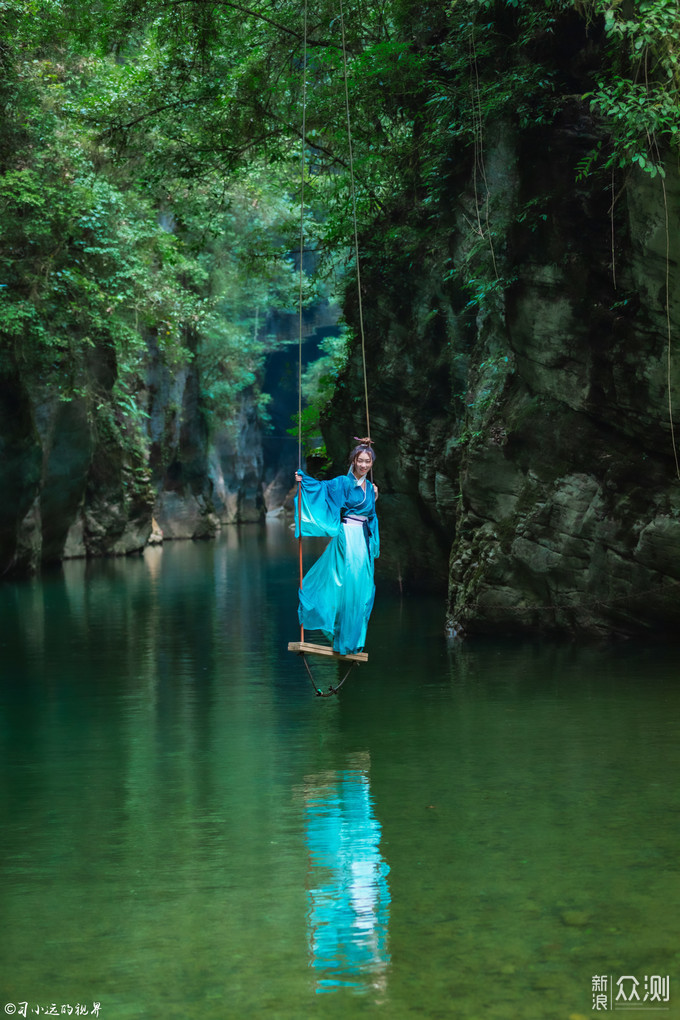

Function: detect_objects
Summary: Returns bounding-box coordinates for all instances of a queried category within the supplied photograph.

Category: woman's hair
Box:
[349,443,376,466]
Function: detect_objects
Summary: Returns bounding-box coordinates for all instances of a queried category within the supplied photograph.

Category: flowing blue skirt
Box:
[298,522,375,655]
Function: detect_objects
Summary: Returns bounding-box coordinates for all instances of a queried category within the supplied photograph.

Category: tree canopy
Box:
[2,0,679,456]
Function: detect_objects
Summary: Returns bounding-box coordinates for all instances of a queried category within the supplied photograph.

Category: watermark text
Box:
[4,1005,101,1017]
[592,975,670,1011]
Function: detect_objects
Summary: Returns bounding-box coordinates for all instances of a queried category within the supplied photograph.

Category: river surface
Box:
[1,523,679,1020]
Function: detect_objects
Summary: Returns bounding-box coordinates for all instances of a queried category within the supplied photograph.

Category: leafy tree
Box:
[584,0,680,178]
[3,0,680,486]
[0,0,306,469]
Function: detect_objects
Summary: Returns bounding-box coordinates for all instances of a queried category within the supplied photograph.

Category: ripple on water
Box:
[0,536,679,1018]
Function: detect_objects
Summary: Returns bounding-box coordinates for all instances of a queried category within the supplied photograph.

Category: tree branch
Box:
[156,0,357,50]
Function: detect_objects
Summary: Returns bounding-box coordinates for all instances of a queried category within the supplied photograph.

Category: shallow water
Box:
[1,522,679,1019]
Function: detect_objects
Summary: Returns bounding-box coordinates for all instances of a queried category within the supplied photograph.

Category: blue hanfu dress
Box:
[295,469,380,655]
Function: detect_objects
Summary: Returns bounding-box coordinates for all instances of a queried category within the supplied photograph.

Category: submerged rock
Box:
[561,910,591,928]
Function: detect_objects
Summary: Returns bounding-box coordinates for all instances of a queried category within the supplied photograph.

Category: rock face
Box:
[1,382,155,576]
[144,336,262,541]
[0,295,339,573]
[329,105,680,638]
[0,333,253,572]
[0,370,43,574]
[207,396,265,527]
[445,148,680,638]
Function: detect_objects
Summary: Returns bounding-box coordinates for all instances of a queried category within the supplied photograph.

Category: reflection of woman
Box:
[295,442,379,655]
[304,764,391,995]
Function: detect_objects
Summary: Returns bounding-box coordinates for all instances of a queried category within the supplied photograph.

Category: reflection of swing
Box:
[287,0,372,697]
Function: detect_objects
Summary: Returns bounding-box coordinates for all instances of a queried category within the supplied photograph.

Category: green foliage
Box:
[71,0,425,261]
[287,329,350,466]
[0,42,195,409]
[301,330,351,405]
[288,404,330,466]
[583,0,680,177]
[453,350,514,448]
[2,0,679,482]
[0,5,304,463]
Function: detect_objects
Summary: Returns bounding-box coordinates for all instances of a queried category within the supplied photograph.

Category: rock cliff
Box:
[329,104,680,638]
[0,297,340,574]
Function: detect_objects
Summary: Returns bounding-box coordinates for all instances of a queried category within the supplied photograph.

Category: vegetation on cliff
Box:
[3,0,678,446]
[2,0,680,635]
[0,0,304,462]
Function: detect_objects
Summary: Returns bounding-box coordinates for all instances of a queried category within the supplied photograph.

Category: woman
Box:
[295,442,379,656]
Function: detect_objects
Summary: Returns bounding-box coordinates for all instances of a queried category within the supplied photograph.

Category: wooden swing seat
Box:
[288,641,368,663]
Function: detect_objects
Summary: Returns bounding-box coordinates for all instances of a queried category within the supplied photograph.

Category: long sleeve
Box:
[368,514,380,560]
[295,471,348,539]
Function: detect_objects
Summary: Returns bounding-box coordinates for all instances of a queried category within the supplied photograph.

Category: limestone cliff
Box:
[0,339,250,574]
[144,332,264,541]
[3,346,156,574]
[0,295,340,574]
[329,103,680,638]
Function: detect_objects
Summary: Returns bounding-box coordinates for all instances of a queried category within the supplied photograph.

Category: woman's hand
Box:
[295,472,303,483]
[373,484,379,500]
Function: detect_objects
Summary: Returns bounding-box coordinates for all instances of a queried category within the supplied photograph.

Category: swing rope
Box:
[301,654,358,698]
[294,0,368,695]
[297,0,308,645]
[338,0,371,446]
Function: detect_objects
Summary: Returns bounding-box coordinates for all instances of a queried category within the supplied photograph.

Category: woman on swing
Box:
[295,440,379,656]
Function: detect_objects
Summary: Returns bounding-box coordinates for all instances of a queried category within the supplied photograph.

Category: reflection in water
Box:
[3,532,680,1019]
[303,756,390,996]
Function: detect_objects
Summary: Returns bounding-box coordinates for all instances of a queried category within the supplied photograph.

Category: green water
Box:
[1,522,679,1020]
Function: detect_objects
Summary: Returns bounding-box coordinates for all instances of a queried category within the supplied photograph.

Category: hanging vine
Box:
[583,0,680,476]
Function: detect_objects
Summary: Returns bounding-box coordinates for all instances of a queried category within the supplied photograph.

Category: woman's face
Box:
[354,451,373,477]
